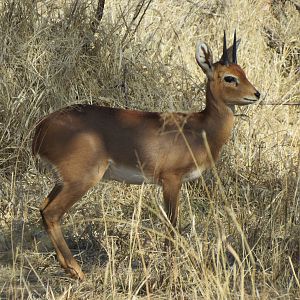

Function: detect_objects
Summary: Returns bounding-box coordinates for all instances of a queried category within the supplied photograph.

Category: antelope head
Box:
[195,31,260,107]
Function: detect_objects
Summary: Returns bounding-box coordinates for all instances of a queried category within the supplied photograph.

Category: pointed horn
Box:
[232,29,237,64]
[222,30,229,65]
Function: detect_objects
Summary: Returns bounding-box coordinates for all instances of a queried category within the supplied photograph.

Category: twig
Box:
[289,0,300,12]
[130,0,153,38]
[91,0,106,34]
[121,0,153,47]
[234,102,300,118]
[259,102,300,106]
[65,0,79,30]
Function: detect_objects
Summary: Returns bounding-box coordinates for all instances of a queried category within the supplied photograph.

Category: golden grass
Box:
[0,0,299,299]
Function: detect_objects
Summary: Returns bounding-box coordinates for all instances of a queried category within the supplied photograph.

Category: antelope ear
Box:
[219,38,241,63]
[196,42,214,79]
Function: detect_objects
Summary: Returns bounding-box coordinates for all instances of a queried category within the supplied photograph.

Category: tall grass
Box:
[0,0,299,299]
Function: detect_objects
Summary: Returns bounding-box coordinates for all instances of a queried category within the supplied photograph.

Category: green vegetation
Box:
[0,0,299,298]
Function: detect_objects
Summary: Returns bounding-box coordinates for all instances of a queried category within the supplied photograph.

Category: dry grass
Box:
[0,0,299,299]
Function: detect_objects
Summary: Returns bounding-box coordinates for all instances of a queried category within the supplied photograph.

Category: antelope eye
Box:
[224,76,237,83]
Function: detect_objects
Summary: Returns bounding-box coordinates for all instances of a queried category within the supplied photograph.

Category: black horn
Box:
[232,30,237,64]
[222,30,229,65]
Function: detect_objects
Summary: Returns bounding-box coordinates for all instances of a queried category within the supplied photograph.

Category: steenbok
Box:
[33,31,260,279]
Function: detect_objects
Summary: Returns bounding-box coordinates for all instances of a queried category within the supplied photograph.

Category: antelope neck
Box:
[204,82,232,116]
[198,83,234,160]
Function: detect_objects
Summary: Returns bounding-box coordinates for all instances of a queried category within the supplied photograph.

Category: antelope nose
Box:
[255,90,260,99]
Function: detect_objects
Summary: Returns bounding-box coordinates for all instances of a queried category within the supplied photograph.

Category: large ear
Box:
[196,42,214,79]
[219,38,241,63]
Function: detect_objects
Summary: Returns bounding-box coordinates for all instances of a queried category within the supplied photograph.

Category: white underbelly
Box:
[103,162,154,184]
[103,160,205,185]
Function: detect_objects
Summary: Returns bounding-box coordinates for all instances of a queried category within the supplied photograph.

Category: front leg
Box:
[161,175,182,248]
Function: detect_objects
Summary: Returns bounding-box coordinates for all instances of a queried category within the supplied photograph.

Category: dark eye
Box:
[224,76,237,83]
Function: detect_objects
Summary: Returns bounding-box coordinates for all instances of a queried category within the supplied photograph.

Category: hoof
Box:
[66,266,85,280]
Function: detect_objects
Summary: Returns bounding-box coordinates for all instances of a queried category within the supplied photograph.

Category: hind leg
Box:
[40,161,108,279]
[40,184,69,270]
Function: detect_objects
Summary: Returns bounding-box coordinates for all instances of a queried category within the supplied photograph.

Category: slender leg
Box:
[41,182,89,279]
[161,175,182,247]
[40,162,108,280]
[40,183,68,270]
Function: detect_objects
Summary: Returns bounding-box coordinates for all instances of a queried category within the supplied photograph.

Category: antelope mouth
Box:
[243,98,257,102]
[241,97,258,104]
[230,98,258,106]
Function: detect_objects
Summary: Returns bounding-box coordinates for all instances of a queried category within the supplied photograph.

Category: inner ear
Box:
[195,42,214,79]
